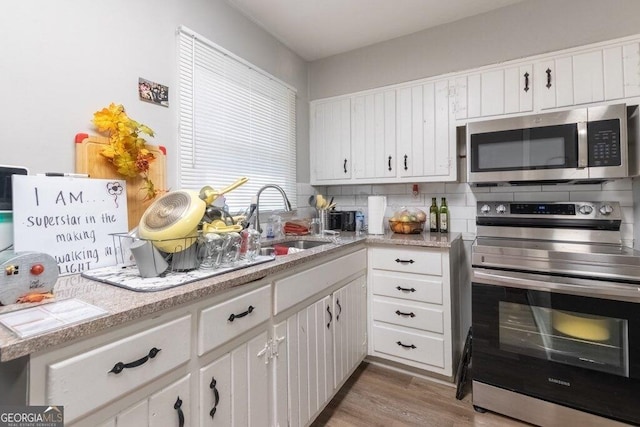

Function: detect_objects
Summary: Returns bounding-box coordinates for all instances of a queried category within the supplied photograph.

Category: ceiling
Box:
[225,0,524,61]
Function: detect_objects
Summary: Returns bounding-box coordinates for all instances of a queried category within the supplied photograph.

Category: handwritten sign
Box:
[12,175,128,276]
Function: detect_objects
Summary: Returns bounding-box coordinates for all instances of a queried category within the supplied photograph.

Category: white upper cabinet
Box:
[623,42,640,98]
[395,79,455,181]
[310,34,640,186]
[535,41,640,110]
[311,80,456,185]
[351,90,396,180]
[310,98,351,183]
[454,65,533,119]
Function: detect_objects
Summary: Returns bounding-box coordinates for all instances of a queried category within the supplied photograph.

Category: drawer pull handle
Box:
[395,310,416,318]
[209,377,220,419]
[395,258,415,264]
[388,155,392,171]
[228,305,255,322]
[396,341,416,349]
[327,305,333,329]
[396,286,416,293]
[174,396,185,427]
[344,158,348,174]
[336,298,342,321]
[108,347,161,374]
[404,154,408,171]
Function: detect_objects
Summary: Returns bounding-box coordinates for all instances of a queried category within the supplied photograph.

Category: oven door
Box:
[472,269,640,425]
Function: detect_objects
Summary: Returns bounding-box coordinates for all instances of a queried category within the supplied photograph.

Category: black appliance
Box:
[328,211,357,231]
[472,201,640,426]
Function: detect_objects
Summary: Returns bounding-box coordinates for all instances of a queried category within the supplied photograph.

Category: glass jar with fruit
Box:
[388,207,427,234]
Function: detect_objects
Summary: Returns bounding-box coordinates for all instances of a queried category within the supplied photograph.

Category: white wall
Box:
[0,0,308,187]
[308,0,640,100]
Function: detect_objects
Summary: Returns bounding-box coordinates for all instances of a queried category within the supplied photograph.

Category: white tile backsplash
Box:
[316,178,636,246]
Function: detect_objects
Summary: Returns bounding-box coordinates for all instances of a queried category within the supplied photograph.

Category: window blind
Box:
[177,26,297,213]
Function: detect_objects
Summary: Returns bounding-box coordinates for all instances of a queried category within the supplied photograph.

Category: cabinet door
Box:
[282,296,333,427]
[623,42,640,98]
[310,98,351,182]
[116,400,149,426]
[148,375,191,427]
[199,354,231,426]
[479,69,505,117]
[536,51,607,109]
[396,81,454,180]
[504,65,533,113]
[572,50,604,105]
[199,331,270,427]
[333,275,367,389]
[352,90,396,179]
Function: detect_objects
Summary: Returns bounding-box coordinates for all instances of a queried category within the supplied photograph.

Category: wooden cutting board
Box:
[75,133,167,230]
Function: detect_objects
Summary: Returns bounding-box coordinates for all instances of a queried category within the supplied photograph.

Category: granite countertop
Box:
[0,231,461,362]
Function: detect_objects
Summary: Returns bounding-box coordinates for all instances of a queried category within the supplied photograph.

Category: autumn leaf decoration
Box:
[92,103,160,200]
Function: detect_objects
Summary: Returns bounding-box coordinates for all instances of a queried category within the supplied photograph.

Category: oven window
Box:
[499,301,629,377]
[470,124,578,172]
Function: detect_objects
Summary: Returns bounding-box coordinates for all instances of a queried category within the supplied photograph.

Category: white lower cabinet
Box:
[199,330,270,427]
[274,275,367,427]
[25,246,370,427]
[332,276,367,389]
[102,375,191,427]
[368,243,461,378]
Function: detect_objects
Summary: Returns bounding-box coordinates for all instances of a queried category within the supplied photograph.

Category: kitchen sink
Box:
[272,240,329,250]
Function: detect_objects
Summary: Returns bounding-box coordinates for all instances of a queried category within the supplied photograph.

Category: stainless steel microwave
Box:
[467,104,639,185]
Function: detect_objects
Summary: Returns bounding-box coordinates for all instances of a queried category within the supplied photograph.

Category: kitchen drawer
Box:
[372,297,444,333]
[46,315,191,422]
[371,270,443,304]
[369,247,442,275]
[274,249,366,315]
[198,284,271,355]
[372,323,445,368]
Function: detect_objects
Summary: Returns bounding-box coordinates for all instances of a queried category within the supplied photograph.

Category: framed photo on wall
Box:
[138,77,169,107]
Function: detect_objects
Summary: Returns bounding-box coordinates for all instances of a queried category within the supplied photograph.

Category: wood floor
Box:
[311,362,530,427]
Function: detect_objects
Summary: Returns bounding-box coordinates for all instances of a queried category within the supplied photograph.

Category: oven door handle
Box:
[473,269,640,303]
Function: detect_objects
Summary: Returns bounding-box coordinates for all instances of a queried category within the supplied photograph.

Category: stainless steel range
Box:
[471,201,640,427]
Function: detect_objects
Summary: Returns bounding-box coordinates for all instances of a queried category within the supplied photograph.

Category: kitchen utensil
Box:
[130,240,169,278]
[199,177,249,206]
[316,194,325,210]
[138,190,206,253]
[75,134,167,230]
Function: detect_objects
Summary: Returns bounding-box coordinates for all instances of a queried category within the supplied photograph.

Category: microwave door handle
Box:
[577,121,588,168]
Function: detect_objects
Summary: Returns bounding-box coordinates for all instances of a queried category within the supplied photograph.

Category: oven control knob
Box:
[496,204,507,214]
[599,204,614,216]
[578,205,593,215]
[480,204,491,214]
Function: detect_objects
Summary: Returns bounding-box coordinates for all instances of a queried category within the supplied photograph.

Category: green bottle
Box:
[439,197,449,233]
[429,197,439,233]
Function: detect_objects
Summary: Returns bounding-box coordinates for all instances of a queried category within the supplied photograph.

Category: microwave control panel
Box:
[588,119,621,167]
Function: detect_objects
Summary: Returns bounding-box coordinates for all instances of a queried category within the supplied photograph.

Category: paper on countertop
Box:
[0,298,108,339]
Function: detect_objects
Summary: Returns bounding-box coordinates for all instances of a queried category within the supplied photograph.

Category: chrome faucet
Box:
[254,184,292,233]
